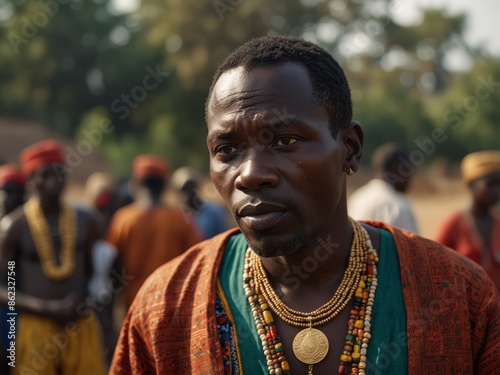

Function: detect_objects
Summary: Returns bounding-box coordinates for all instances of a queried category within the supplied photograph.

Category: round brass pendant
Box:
[292,328,329,365]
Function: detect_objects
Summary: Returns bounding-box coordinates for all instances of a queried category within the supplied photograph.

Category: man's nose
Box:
[234,149,279,191]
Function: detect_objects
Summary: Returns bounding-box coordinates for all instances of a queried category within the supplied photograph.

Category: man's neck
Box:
[135,189,162,208]
[37,195,62,216]
[470,201,492,217]
[259,218,353,295]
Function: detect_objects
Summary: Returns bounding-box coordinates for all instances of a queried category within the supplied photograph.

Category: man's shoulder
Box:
[376,222,497,297]
[108,203,145,227]
[131,229,239,307]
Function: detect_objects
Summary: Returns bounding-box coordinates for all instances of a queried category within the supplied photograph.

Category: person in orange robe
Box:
[106,154,202,308]
[436,150,500,290]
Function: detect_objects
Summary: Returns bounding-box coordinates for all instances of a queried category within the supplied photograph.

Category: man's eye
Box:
[216,145,238,155]
[275,137,297,146]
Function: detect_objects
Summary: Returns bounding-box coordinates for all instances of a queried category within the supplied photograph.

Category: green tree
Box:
[425,57,500,161]
[0,0,162,137]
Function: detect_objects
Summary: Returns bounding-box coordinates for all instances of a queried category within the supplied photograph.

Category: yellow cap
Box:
[461,150,500,183]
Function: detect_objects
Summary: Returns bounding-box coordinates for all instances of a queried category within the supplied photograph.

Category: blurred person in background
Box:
[436,150,500,290]
[83,172,116,229]
[0,139,106,375]
[114,179,134,212]
[348,143,419,233]
[0,165,25,219]
[106,154,202,309]
[170,166,230,240]
[0,164,25,375]
[82,171,119,365]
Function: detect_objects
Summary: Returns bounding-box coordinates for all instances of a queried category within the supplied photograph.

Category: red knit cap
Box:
[0,164,25,187]
[132,154,169,179]
[20,139,65,177]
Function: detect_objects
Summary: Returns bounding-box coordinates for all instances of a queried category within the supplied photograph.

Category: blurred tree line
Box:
[0,0,498,177]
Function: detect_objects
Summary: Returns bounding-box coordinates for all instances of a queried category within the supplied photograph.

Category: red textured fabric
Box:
[132,154,169,179]
[19,139,65,176]
[0,164,24,187]
[435,211,500,291]
[110,223,500,375]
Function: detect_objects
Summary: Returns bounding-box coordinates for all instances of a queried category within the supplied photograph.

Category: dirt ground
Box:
[407,186,468,239]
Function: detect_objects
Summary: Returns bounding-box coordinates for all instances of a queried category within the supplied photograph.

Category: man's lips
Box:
[236,202,288,231]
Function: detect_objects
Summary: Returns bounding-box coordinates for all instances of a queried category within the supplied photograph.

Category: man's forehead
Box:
[208,63,314,115]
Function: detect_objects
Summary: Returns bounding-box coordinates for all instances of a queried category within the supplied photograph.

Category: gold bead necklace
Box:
[251,217,365,327]
[246,218,377,374]
[24,198,76,281]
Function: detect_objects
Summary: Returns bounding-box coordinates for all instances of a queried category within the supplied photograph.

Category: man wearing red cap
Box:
[106,154,202,308]
[0,139,107,375]
[0,164,25,218]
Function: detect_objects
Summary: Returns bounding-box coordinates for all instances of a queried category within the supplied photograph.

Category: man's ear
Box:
[338,120,363,174]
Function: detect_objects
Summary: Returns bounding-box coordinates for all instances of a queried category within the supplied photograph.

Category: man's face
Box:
[207,63,352,257]
[30,164,65,200]
[470,171,500,207]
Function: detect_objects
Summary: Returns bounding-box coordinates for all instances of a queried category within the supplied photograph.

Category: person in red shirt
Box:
[436,150,500,290]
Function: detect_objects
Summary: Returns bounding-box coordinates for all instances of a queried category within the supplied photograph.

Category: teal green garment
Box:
[217,229,408,375]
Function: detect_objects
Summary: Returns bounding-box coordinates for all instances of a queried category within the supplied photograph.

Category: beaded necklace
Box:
[243,218,379,375]
[24,198,77,281]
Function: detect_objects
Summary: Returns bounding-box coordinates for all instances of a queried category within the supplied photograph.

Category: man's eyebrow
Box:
[206,130,236,143]
[207,119,305,143]
[266,118,302,131]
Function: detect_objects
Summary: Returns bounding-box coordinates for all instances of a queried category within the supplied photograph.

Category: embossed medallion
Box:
[292,328,329,365]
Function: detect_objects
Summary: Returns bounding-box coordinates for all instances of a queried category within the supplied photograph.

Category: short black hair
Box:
[206,35,353,136]
[372,143,410,174]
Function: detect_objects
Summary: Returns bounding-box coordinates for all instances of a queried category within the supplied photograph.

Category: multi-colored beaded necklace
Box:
[243,218,379,375]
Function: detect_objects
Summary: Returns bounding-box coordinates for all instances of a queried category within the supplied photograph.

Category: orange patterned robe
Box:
[106,204,202,307]
[110,223,500,374]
